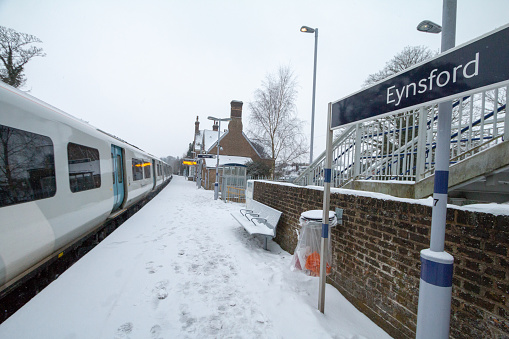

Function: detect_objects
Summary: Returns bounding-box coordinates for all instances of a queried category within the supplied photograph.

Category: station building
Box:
[191,100,273,192]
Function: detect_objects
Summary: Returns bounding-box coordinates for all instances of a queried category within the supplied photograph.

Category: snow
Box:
[203,129,226,152]
[0,176,391,339]
[204,155,252,168]
[260,180,509,216]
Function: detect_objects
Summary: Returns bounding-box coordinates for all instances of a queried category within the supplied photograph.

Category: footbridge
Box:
[294,83,509,205]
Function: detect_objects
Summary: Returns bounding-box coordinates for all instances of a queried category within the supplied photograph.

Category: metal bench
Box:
[231,200,282,250]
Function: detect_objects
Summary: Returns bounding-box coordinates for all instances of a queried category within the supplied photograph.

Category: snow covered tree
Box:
[248,65,308,176]
[0,26,45,88]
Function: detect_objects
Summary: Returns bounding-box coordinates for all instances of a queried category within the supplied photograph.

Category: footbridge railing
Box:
[294,83,508,188]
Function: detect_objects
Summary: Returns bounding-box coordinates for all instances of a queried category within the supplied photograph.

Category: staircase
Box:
[294,83,509,205]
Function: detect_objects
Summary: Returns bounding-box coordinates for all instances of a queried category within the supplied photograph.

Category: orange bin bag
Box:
[305,252,331,277]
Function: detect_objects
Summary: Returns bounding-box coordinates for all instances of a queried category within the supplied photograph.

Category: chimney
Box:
[212,121,219,131]
[195,116,200,134]
[228,100,243,134]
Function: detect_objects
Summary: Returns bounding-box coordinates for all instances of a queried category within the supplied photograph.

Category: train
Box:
[0,81,172,294]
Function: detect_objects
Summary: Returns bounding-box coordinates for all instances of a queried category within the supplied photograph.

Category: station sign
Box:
[331,24,509,129]
[197,154,215,159]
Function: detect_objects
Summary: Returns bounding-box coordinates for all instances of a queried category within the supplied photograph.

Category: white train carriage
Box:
[0,82,170,290]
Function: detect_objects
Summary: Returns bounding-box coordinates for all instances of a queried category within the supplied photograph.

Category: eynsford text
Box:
[386,52,479,107]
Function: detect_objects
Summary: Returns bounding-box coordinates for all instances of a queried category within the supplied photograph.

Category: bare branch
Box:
[0,26,45,88]
[248,65,308,176]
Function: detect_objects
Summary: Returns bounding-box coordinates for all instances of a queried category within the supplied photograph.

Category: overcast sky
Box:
[1,0,508,160]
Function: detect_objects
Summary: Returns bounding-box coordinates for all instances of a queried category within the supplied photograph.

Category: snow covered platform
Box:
[0,176,391,339]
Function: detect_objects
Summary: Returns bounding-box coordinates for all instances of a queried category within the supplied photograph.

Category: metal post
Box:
[310,28,318,164]
[416,1,456,338]
[353,123,361,178]
[505,85,509,141]
[318,102,333,313]
[214,120,221,200]
[415,107,427,181]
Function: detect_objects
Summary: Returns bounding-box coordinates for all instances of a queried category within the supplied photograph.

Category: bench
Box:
[231,200,282,250]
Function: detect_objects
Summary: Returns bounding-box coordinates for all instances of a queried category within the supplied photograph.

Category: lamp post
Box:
[300,25,318,165]
[207,116,231,200]
[415,1,456,338]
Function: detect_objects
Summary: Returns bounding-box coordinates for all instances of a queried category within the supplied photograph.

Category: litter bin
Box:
[290,210,337,276]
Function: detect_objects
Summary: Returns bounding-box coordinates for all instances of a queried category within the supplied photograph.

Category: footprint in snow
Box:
[150,324,162,339]
[154,280,169,300]
[114,322,133,339]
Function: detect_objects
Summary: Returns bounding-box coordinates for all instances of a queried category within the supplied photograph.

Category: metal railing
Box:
[294,84,508,188]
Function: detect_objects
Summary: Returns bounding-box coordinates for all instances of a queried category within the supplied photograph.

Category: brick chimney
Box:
[212,121,218,131]
[228,100,243,134]
[195,116,200,134]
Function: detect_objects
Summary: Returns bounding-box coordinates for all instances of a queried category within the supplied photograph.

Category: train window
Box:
[157,163,161,176]
[144,160,151,179]
[68,143,101,193]
[111,153,115,184]
[0,124,56,207]
[132,158,143,181]
[117,155,122,183]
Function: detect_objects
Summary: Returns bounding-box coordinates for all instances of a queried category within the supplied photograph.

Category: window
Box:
[117,155,122,183]
[144,160,151,179]
[132,158,143,181]
[68,143,101,192]
[0,124,56,207]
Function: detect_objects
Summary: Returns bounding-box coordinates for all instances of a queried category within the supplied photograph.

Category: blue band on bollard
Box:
[324,169,331,183]
[215,182,218,186]
[420,257,453,287]
[434,170,449,194]
[322,223,329,238]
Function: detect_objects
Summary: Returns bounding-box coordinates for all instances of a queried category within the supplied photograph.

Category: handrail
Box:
[294,84,507,189]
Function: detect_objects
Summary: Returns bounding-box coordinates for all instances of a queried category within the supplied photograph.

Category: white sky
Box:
[1,0,508,159]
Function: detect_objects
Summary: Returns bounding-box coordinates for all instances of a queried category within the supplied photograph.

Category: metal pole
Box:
[310,28,318,164]
[318,102,333,313]
[214,120,221,200]
[416,1,456,338]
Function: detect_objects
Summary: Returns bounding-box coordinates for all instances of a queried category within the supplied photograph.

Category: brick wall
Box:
[253,181,509,338]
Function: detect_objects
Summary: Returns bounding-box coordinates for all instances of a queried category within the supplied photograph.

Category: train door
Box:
[111,145,125,211]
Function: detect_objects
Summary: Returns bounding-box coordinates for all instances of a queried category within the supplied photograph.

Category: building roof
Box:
[204,155,252,168]
[203,129,226,152]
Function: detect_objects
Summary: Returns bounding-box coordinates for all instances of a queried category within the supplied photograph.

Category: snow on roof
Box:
[204,155,252,168]
[203,129,226,152]
[194,130,204,149]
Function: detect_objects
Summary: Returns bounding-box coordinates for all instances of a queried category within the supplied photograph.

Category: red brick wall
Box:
[253,181,509,339]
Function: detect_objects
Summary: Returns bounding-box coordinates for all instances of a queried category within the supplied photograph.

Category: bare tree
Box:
[0,26,45,88]
[248,66,308,176]
[363,46,437,87]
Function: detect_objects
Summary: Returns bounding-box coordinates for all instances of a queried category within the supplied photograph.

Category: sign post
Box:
[318,103,333,312]
[416,1,456,338]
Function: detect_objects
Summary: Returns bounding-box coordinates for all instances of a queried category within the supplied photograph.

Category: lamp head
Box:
[417,20,442,34]
[300,26,315,33]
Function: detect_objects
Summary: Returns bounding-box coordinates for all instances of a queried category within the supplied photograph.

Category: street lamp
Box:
[300,25,318,165]
[207,116,231,200]
[415,1,456,338]
[417,20,442,33]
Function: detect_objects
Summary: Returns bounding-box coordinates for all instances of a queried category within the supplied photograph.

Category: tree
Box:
[248,66,308,176]
[360,46,438,175]
[0,26,45,88]
[363,46,437,87]
[245,160,271,178]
